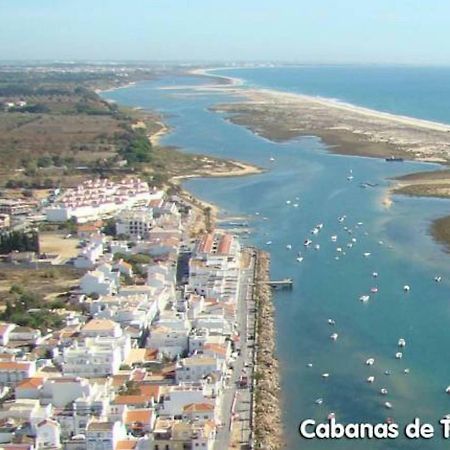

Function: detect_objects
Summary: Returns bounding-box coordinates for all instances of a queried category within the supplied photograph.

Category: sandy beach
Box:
[185,68,450,162]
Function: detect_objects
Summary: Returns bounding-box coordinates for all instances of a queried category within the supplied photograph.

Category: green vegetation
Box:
[0,285,63,332]
[0,230,39,254]
[119,129,153,164]
[113,252,153,276]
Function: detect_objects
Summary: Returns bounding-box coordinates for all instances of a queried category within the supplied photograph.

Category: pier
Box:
[253,277,293,289]
[268,278,293,289]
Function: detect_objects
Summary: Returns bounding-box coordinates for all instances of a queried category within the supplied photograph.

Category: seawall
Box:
[253,250,283,449]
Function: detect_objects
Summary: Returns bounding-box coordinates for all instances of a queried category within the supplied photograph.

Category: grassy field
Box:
[39,232,80,260]
[0,265,84,307]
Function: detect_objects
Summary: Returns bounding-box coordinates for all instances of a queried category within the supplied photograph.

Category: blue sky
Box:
[0,0,449,64]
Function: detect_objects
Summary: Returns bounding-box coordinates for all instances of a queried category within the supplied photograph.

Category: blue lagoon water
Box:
[103,67,450,449]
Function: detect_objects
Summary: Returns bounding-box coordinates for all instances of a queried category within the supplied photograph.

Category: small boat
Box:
[265,241,272,246]
[435,276,442,282]
[403,285,410,292]
[315,244,320,250]
[351,237,357,243]
[269,157,275,162]
[322,373,330,378]
[445,386,450,394]
[366,358,375,366]
[347,176,354,181]
[347,243,353,248]
[372,272,378,278]
[384,370,392,376]
[311,228,319,235]
[327,412,336,421]
[286,200,291,205]
[336,247,342,253]
[404,368,410,374]
[331,235,338,242]
[286,244,292,250]
[380,388,388,395]
[304,239,312,247]
[328,318,336,325]
[307,363,313,368]
[371,287,379,293]
[359,295,370,303]
[363,252,371,257]
[317,223,324,230]
[315,398,323,405]
[330,333,339,341]
[293,203,299,208]
[398,338,406,347]
[385,156,404,162]
[395,352,403,359]
[367,376,375,383]
[338,216,346,223]
[296,257,304,263]
[385,402,393,409]
[334,256,340,261]
[378,240,384,245]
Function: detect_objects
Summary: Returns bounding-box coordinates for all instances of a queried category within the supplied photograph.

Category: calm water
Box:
[103,67,450,449]
[218,66,450,124]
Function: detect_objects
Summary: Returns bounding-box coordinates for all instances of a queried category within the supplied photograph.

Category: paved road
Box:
[214,249,256,450]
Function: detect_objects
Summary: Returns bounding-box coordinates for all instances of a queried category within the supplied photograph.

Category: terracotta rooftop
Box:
[0,361,32,371]
[16,377,45,390]
[82,319,118,332]
[217,234,233,255]
[183,402,215,413]
[116,440,138,450]
[125,408,154,425]
[112,394,149,406]
[203,343,227,356]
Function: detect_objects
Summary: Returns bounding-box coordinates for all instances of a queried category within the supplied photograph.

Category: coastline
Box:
[103,71,450,445]
[192,68,450,250]
[252,250,283,450]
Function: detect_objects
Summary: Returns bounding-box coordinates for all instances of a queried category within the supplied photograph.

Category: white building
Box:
[80,319,123,338]
[61,336,131,378]
[0,361,36,386]
[86,420,126,450]
[74,241,104,269]
[175,356,221,384]
[115,208,154,239]
[0,323,15,346]
[35,419,61,449]
[80,268,119,296]
[45,178,158,223]
[146,326,189,359]
[159,386,215,417]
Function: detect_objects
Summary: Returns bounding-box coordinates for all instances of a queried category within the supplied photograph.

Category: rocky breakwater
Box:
[253,250,283,449]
